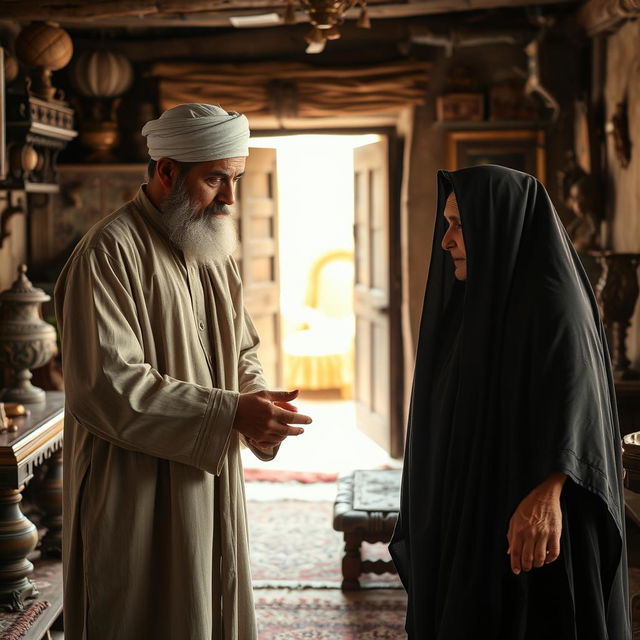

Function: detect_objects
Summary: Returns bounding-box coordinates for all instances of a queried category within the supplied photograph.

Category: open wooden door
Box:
[236,147,282,388]
[354,137,403,457]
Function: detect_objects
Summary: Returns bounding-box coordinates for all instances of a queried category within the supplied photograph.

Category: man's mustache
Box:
[203,201,231,216]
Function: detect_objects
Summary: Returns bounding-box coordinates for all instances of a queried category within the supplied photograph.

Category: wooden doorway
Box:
[237,146,282,388]
[353,137,403,458]
[242,132,404,459]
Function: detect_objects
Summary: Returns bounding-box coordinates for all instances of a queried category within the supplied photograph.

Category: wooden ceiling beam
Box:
[0,0,161,19]
[72,21,413,61]
[0,0,579,26]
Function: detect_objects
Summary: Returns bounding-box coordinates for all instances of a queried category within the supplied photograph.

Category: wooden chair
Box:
[283,249,355,397]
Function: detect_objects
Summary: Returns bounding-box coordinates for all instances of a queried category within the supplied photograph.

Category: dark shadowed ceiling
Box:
[0,0,586,66]
[0,0,579,28]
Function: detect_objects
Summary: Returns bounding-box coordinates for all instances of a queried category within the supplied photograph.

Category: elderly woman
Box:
[390,165,630,639]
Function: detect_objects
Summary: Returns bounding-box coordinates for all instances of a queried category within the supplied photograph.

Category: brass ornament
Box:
[290,0,371,52]
[0,403,29,433]
[592,252,640,380]
[14,22,73,102]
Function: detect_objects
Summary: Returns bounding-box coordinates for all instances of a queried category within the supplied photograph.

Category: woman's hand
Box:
[507,472,566,575]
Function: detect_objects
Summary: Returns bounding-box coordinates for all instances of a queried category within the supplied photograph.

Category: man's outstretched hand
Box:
[233,389,312,448]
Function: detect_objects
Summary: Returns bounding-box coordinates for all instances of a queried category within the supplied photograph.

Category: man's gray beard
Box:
[159,178,239,264]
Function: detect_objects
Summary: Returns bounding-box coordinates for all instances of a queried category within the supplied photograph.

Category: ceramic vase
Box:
[0,265,57,403]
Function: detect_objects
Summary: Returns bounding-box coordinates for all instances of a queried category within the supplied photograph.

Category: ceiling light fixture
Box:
[285,0,371,54]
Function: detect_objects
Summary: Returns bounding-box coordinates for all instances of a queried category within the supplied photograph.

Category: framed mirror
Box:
[446,128,546,183]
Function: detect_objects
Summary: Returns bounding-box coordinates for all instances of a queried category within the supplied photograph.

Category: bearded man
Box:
[55,103,312,640]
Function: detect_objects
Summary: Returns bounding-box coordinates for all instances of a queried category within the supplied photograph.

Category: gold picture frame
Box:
[446,129,546,183]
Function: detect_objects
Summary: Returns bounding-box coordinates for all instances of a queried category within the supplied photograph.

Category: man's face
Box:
[180,157,247,217]
[441,192,467,281]
[158,156,246,263]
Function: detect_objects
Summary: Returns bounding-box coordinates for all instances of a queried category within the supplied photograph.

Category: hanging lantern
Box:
[68,50,134,162]
[70,50,133,99]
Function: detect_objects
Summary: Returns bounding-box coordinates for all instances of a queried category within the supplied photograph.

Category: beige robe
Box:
[55,186,275,640]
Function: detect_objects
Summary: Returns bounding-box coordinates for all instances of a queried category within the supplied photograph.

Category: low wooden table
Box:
[333,469,401,590]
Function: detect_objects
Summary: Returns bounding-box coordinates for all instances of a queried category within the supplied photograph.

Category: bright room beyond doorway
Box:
[243,134,399,475]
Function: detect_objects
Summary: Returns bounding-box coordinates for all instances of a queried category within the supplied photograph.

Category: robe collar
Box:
[133,185,196,273]
[134,184,173,244]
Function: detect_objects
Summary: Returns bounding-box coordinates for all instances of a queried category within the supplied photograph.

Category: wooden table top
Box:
[0,392,64,489]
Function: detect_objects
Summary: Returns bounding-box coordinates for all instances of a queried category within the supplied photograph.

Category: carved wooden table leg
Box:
[333,470,401,591]
[341,532,363,590]
[0,486,39,611]
[35,449,62,558]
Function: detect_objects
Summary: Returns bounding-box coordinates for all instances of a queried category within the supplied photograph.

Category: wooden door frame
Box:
[250,127,405,458]
[238,147,282,388]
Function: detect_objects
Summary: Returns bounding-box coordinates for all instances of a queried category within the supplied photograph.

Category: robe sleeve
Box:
[236,306,280,462]
[57,247,237,476]
[525,290,622,524]
[237,308,268,394]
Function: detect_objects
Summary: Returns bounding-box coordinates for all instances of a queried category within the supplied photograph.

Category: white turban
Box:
[141,103,250,162]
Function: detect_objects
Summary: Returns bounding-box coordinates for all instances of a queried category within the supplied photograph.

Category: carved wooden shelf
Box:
[2,94,77,193]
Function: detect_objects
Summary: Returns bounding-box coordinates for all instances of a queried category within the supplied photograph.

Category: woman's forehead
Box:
[444,191,460,215]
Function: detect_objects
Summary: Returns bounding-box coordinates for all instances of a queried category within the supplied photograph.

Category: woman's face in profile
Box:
[441,192,467,281]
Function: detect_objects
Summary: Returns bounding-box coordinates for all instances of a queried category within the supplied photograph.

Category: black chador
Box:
[389,165,630,639]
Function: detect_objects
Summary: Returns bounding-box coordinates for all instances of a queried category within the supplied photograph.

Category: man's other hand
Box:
[233,389,312,448]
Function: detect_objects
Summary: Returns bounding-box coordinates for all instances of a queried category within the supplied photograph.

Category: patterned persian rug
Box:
[244,469,339,483]
[255,589,407,639]
[0,601,50,638]
[247,499,402,589]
